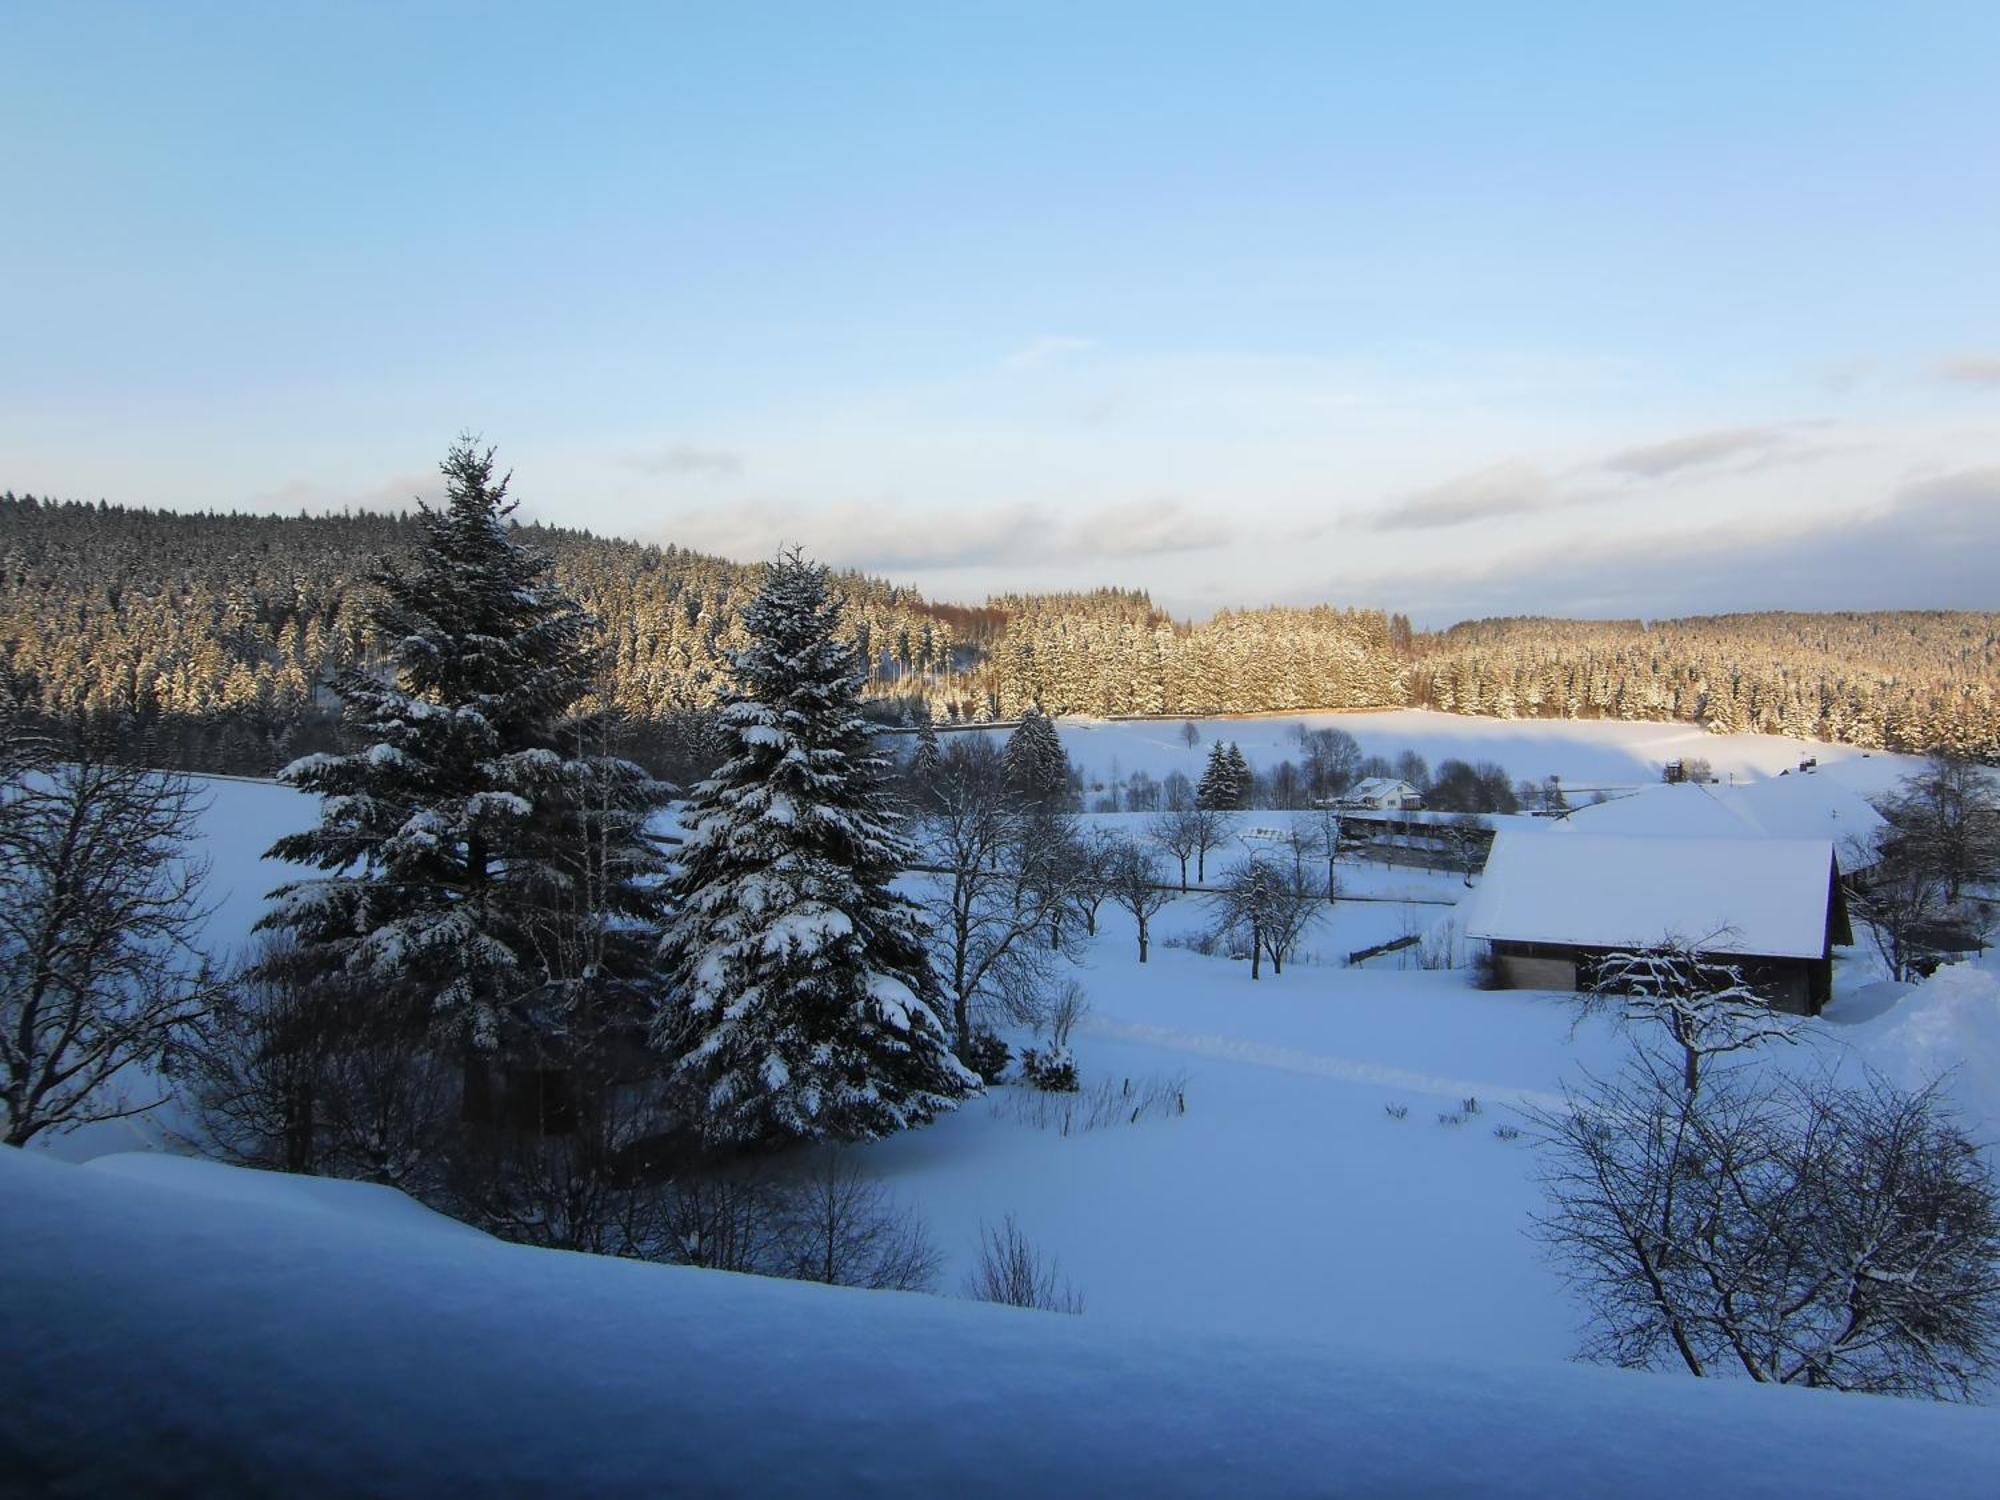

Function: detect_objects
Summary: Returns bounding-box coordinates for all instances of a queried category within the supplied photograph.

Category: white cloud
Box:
[619,444,745,479]
[1601,426,1785,479]
[1936,354,2000,388]
[1361,462,1565,531]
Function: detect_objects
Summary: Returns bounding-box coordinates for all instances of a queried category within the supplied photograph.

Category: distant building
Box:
[1464,832,1851,1015]
[1337,777,1424,811]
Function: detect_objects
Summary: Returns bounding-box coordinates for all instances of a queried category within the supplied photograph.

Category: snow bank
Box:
[3,1148,1996,1498]
[1844,964,2000,1134]
[82,1151,492,1241]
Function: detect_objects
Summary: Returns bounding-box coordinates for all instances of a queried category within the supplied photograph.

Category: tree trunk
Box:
[462,1048,494,1127]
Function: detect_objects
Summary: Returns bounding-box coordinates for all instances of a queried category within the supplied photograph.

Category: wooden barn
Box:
[1463,832,1851,1015]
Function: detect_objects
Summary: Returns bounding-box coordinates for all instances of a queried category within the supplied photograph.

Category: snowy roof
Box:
[1348,778,1419,800]
[1464,832,1838,960]
[1560,777,1886,867]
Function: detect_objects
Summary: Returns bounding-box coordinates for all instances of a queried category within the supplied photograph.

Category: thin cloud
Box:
[655,494,1230,572]
[621,444,746,479]
[660,499,1047,571]
[1068,499,1231,557]
[1351,466,2000,624]
[1361,462,1564,531]
[1601,426,1784,479]
[1936,354,2000,387]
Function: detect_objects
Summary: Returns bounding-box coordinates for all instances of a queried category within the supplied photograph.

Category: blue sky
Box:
[4,2,1998,622]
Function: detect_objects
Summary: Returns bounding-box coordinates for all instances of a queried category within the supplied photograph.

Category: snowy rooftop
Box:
[1464,832,1839,960]
[1346,777,1419,800]
[1559,777,1887,866]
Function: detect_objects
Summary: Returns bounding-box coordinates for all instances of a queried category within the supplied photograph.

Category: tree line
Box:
[1412,612,2000,761]
[6,489,1994,777]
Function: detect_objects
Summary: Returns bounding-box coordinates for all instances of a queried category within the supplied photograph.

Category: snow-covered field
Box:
[10,712,1999,1489]
[11,1144,2000,1497]
[956,707,1925,801]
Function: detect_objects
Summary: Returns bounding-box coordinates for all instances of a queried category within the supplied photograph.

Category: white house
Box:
[1463,831,1850,1014]
[1337,777,1424,811]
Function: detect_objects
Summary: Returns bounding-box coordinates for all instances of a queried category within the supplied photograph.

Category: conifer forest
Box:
[1,489,1995,774]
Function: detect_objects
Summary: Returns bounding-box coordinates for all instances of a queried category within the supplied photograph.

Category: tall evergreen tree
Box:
[1225,742,1253,808]
[1197,742,1247,810]
[262,441,667,1120]
[1004,707,1072,810]
[907,712,943,797]
[655,550,975,1146]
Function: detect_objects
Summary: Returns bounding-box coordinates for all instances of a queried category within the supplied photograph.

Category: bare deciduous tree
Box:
[919,740,1081,1053]
[1882,754,2000,903]
[1311,801,1344,902]
[1579,933,1797,1096]
[1441,813,1490,887]
[963,1213,1084,1313]
[1531,1052,2000,1400]
[1106,838,1173,962]
[1148,805,1227,890]
[771,1152,943,1292]
[1849,845,1959,983]
[188,939,454,1187]
[1,741,220,1146]
[1067,827,1122,938]
[1212,857,1320,979]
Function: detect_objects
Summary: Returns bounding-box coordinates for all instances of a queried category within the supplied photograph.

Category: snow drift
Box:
[3,1148,1996,1498]
[1842,963,2000,1134]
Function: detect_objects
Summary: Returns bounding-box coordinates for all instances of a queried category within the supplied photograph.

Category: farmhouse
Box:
[1464,832,1851,1015]
[1337,777,1424,811]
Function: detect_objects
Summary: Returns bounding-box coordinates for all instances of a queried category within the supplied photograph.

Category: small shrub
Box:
[1438,1111,1465,1127]
[1492,1124,1522,1142]
[991,1073,1188,1133]
[963,1215,1084,1314]
[1384,1103,1409,1121]
[1018,1046,1080,1093]
[1161,929,1223,957]
[1412,918,1460,971]
[961,1028,1011,1085]
[1462,1096,1482,1116]
[1470,944,1502,990]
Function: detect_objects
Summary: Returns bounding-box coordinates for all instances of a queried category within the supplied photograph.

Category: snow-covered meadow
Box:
[11,709,2000,1491]
[29,712,1996,1365]
[948,706,1925,802]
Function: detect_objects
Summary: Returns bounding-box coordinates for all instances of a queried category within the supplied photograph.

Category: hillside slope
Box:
[4,1146,1997,1498]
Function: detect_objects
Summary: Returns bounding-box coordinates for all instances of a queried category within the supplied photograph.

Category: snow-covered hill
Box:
[5,1144,1996,1498]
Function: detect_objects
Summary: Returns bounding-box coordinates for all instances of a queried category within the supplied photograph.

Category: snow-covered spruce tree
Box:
[262,440,667,1125]
[906,713,942,801]
[1004,707,1072,810]
[1196,742,1237,810]
[655,550,975,1147]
